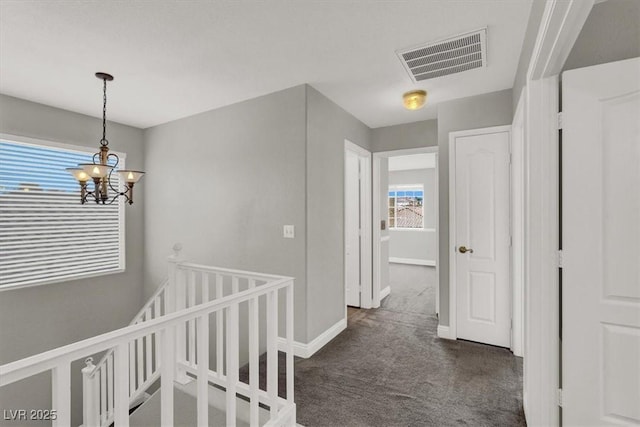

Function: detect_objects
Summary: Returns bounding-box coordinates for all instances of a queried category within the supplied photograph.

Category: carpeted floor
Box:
[242,264,525,427]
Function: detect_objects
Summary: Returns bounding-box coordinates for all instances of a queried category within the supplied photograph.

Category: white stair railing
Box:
[80,278,169,427]
[80,244,180,427]
[0,248,296,427]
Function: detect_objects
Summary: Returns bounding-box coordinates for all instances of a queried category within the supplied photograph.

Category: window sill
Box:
[0,268,125,292]
[389,228,436,232]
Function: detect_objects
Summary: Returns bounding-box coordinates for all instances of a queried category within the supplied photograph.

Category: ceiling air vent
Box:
[397,28,487,82]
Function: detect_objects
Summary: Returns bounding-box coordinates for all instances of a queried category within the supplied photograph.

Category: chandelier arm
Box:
[83,189,100,204]
[107,153,120,168]
[106,193,121,205]
[106,153,120,194]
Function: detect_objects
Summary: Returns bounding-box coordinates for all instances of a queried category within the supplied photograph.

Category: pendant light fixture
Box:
[67,72,144,205]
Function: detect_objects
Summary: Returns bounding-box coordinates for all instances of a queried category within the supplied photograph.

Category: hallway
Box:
[292,264,525,426]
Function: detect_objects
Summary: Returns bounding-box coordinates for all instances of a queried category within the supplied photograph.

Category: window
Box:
[0,137,125,290]
[388,185,424,229]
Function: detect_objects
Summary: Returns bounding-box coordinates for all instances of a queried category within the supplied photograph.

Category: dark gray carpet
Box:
[241,264,525,427]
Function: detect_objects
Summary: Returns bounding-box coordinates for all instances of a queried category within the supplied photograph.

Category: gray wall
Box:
[563,0,640,71]
[305,85,372,340]
[372,119,437,152]
[143,85,308,345]
[437,89,513,326]
[512,0,547,111]
[389,168,437,262]
[0,94,145,427]
[144,84,371,345]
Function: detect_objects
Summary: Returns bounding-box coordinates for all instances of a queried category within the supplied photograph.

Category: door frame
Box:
[372,146,439,309]
[520,0,594,425]
[344,139,372,310]
[511,90,525,358]
[448,125,512,342]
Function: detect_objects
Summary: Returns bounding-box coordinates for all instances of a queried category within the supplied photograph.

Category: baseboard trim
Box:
[437,324,455,340]
[389,257,436,266]
[278,317,347,359]
[380,286,391,300]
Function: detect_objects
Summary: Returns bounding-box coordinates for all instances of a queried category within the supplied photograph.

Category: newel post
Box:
[167,243,189,384]
[81,357,99,427]
[166,243,184,314]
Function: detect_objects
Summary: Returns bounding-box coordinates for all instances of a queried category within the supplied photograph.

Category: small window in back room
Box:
[388,185,424,229]
[0,137,125,290]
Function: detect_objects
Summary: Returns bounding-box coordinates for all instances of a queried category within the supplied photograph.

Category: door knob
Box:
[459,246,474,254]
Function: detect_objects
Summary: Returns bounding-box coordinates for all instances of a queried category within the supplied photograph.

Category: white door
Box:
[452,127,511,347]
[345,148,361,307]
[562,57,640,426]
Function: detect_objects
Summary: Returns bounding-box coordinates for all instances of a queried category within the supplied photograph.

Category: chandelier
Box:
[66,72,144,205]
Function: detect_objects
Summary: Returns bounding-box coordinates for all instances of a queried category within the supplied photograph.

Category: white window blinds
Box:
[0,138,125,289]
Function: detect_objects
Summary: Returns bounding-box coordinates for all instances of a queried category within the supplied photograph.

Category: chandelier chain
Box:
[101,78,108,146]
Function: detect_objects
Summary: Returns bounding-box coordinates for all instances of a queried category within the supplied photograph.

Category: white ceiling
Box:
[389,153,437,171]
[0,1,532,129]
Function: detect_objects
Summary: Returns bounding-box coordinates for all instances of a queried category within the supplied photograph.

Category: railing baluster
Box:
[249,288,259,427]
[145,308,152,380]
[114,342,130,427]
[202,272,210,304]
[216,273,223,377]
[100,364,107,425]
[136,337,144,389]
[267,289,278,419]
[154,296,161,371]
[226,305,239,427]
[197,313,209,426]
[189,270,196,366]
[175,269,189,383]
[129,340,135,395]
[161,326,175,426]
[107,353,114,418]
[286,282,294,404]
[232,275,239,294]
[51,363,70,427]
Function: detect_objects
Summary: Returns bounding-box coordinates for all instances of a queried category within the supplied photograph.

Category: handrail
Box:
[0,276,292,387]
[90,279,169,373]
[177,262,294,281]
[128,278,168,326]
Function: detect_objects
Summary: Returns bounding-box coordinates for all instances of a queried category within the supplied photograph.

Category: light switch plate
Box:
[283,225,295,239]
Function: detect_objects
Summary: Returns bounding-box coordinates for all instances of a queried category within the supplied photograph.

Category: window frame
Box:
[388,183,425,230]
[0,133,127,291]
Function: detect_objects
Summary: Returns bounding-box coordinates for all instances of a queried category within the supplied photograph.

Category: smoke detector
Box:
[397,28,487,82]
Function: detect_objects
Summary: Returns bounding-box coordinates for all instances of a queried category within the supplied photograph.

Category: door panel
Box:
[345,149,361,307]
[454,129,511,348]
[563,57,640,426]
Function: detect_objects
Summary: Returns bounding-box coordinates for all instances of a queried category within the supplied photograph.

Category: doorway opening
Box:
[372,147,439,313]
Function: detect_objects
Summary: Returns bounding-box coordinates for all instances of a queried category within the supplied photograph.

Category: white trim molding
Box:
[278,318,347,359]
[436,324,454,340]
[389,257,436,267]
[380,286,391,300]
[522,1,594,426]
